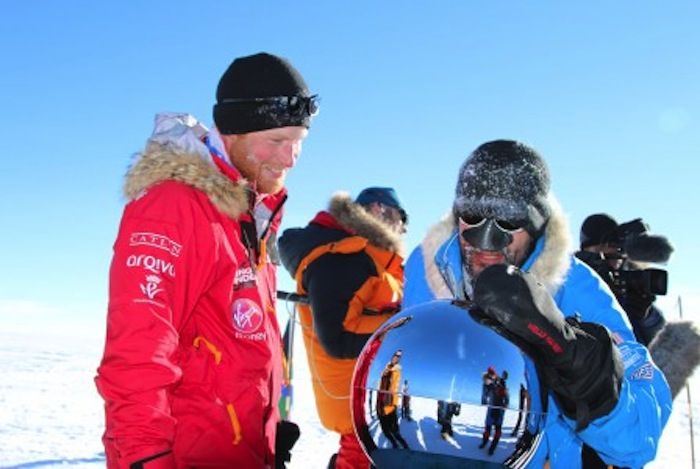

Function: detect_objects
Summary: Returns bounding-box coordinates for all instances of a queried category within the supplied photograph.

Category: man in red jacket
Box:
[95,52,318,469]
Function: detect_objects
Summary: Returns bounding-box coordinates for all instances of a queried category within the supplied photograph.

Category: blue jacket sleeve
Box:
[557,259,672,467]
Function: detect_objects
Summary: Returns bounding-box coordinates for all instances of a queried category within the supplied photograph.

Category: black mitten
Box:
[275,420,301,469]
[472,264,623,431]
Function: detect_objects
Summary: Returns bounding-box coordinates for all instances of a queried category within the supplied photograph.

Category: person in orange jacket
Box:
[95,52,318,469]
[377,350,409,450]
[278,187,408,469]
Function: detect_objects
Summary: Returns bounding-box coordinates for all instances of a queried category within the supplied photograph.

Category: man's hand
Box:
[471,264,623,431]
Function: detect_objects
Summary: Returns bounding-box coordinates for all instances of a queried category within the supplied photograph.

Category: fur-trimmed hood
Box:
[420,195,572,298]
[124,142,249,220]
[649,319,700,398]
[327,192,404,255]
[278,192,404,279]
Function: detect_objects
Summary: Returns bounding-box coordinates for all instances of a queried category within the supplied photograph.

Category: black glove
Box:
[275,420,301,469]
[471,264,624,431]
[622,288,655,321]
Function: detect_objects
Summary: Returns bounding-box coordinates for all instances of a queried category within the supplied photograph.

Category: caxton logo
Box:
[126,254,175,277]
[129,232,182,257]
[231,298,263,334]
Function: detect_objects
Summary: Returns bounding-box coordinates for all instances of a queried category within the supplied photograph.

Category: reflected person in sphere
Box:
[401,379,413,422]
[479,368,509,456]
[402,140,673,468]
[437,400,461,439]
[377,350,409,450]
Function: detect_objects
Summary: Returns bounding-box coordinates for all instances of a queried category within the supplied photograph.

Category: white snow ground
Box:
[0,321,697,468]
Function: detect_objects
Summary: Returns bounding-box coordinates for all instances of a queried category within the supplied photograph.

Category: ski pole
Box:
[678,295,696,469]
[277,290,309,304]
[277,290,308,420]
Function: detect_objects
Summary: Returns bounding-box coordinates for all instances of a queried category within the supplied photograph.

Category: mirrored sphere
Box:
[351,300,545,468]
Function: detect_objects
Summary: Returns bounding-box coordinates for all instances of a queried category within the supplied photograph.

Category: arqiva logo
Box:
[231,298,263,334]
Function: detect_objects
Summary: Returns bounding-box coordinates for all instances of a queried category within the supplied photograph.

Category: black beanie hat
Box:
[213,52,316,134]
[453,140,551,236]
[580,213,619,249]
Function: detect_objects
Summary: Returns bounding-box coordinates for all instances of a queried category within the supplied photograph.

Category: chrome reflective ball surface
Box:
[351,300,544,468]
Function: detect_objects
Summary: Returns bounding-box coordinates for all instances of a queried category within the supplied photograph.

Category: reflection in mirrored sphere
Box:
[351,300,545,468]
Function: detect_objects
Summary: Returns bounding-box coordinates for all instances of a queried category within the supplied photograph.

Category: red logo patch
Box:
[527,323,563,354]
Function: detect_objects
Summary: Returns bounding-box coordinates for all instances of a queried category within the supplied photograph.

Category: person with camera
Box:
[576,213,673,346]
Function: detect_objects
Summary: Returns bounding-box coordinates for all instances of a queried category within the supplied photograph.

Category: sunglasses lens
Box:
[460,214,485,225]
[287,95,319,117]
[307,96,319,116]
[494,220,522,232]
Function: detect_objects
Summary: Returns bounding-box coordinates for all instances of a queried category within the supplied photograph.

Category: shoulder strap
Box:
[294,236,369,294]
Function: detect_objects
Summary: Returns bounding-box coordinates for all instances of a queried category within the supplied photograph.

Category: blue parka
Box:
[403,201,672,468]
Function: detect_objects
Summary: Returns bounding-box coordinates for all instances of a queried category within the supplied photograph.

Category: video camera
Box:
[577,218,673,298]
[609,218,670,296]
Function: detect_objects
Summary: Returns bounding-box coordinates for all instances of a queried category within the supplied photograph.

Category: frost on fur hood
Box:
[123,112,248,219]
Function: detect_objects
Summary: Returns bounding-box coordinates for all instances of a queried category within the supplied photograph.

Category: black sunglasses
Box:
[458,215,523,233]
[219,94,320,117]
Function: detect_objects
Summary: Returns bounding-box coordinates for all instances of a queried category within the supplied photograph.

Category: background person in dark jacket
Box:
[279,187,407,469]
[576,213,673,346]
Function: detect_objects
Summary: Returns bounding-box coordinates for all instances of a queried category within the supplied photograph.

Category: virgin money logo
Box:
[231,298,263,334]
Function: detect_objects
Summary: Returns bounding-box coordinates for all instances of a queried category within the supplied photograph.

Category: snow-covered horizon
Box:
[0,320,697,468]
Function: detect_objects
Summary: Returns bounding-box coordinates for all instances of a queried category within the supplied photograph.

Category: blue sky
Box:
[0,2,698,332]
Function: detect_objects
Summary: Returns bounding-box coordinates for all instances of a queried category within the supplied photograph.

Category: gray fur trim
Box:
[528,196,572,294]
[419,194,571,297]
[124,142,249,219]
[649,320,700,399]
[421,213,458,299]
[328,192,404,255]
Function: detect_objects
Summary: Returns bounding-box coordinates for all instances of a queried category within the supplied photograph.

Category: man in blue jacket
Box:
[403,140,671,468]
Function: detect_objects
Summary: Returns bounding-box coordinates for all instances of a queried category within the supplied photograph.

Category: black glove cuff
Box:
[545,321,623,431]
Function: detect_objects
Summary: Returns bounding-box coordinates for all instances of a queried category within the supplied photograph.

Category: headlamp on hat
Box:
[213,52,319,135]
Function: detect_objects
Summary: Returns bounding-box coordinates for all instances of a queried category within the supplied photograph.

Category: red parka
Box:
[96,124,285,469]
